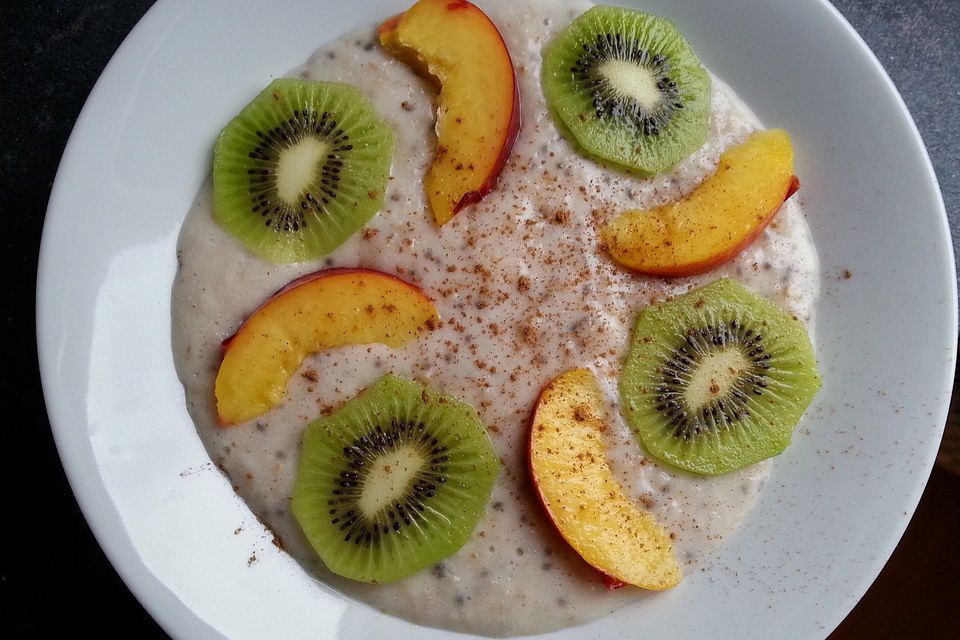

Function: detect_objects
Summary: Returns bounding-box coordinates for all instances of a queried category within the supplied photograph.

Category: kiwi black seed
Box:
[213,78,395,263]
[620,279,821,475]
[292,374,499,583]
[542,6,710,175]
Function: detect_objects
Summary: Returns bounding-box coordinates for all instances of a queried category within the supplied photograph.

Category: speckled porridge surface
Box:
[172,0,819,635]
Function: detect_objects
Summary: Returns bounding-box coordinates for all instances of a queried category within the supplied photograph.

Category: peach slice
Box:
[379,0,520,225]
[215,268,438,425]
[601,129,800,277]
[528,368,681,590]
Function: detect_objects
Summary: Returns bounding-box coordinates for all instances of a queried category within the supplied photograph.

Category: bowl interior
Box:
[37,0,954,638]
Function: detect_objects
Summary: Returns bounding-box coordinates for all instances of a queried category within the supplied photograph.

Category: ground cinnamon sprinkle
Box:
[173,9,822,629]
[520,324,537,345]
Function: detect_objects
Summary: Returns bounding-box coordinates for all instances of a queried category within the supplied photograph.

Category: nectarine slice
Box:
[529,368,681,590]
[379,0,520,225]
[601,129,799,276]
[215,268,438,425]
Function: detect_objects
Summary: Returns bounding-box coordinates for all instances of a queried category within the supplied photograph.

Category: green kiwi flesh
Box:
[213,78,395,263]
[621,279,821,476]
[292,374,499,583]
[542,6,710,176]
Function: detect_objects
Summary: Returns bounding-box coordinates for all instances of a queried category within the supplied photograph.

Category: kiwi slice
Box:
[620,279,820,475]
[542,6,710,175]
[213,78,395,263]
[292,374,499,583]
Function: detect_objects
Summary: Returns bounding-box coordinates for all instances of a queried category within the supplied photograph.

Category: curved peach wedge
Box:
[528,368,681,590]
[215,268,438,425]
[601,129,799,277]
[379,0,520,225]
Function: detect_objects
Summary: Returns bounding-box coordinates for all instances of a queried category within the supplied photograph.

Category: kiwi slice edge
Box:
[620,279,821,476]
[213,78,396,263]
[542,5,711,176]
[292,374,499,584]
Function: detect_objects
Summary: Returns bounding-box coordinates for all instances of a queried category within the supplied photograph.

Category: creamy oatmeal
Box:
[172,0,819,635]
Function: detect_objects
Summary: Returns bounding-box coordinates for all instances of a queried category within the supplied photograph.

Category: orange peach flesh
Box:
[215,268,438,425]
[529,368,681,590]
[602,129,798,277]
[379,0,520,225]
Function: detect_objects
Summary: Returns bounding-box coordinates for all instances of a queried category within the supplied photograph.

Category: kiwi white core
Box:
[684,349,751,412]
[358,446,426,518]
[599,59,662,111]
[276,137,328,204]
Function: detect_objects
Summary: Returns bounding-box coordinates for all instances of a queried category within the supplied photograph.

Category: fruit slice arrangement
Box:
[620,279,821,476]
[213,79,395,263]
[292,374,499,583]
[542,6,711,175]
[215,269,438,425]
[379,0,520,225]
[602,130,800,276]
[542,7,802,277]
[529,368,681,590]
[199,2,823,593]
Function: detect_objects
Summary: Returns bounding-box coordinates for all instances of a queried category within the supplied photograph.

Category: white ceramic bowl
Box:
[37,0,955,638]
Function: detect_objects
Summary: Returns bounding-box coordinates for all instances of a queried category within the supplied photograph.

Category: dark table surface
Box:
[3,0,958,637]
